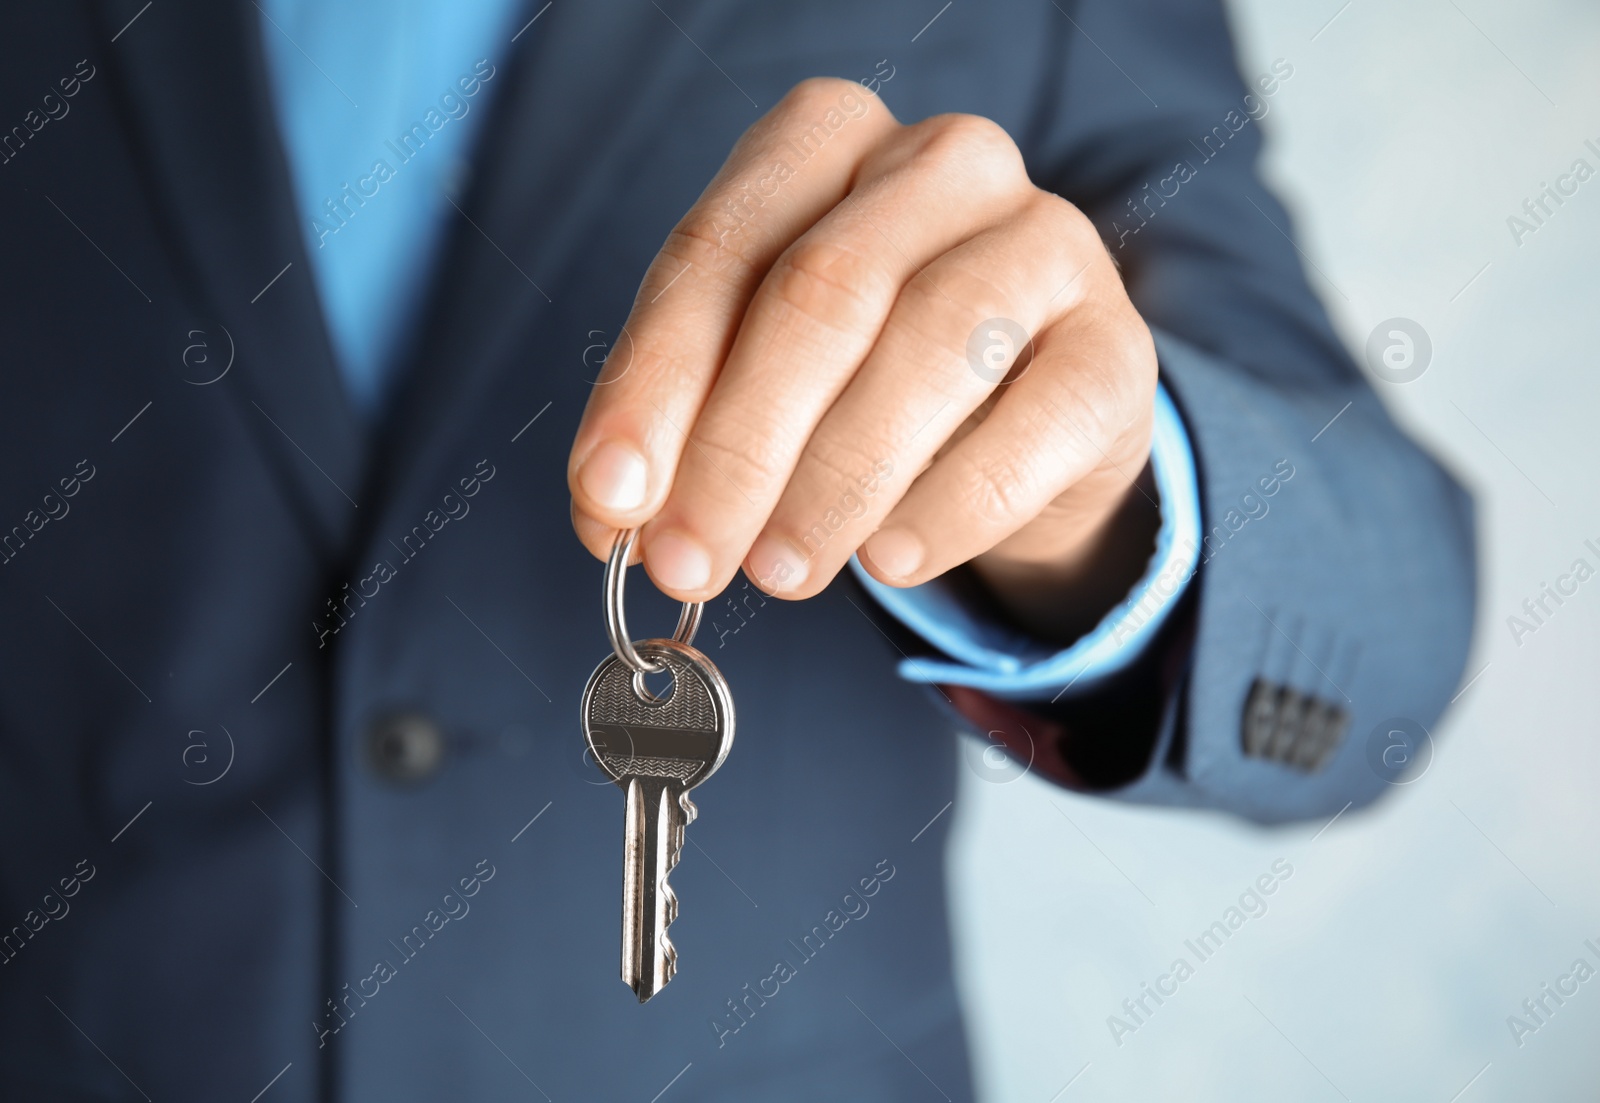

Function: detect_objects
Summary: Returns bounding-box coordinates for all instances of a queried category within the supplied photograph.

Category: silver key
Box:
[582,636,735,1002]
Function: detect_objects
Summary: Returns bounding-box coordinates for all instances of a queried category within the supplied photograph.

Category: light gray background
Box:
[948,2,1600,1100]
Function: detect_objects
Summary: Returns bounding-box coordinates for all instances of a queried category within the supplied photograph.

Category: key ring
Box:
[605,527,702,675]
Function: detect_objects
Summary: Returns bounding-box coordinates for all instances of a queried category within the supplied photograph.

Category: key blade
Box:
[621,776,683,1002]
[584,639,734,1001]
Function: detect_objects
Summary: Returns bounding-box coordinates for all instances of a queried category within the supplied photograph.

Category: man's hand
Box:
[568,79,1159,640]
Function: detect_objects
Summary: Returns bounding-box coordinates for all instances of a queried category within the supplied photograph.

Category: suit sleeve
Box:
[941,0,1478,824]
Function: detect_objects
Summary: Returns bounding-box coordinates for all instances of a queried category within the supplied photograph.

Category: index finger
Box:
[567,79,898,541]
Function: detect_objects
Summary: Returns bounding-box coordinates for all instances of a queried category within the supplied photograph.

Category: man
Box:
[0,0,1473,1099]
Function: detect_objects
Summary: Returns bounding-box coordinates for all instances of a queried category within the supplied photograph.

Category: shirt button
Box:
[365,712,446,784]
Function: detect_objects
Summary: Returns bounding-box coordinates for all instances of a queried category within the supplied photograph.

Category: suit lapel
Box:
[93,0,366,557]
[98,0,740,554]
[368,0,733,509]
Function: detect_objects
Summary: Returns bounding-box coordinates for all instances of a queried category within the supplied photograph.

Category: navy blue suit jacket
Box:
[0,1,1474,1099]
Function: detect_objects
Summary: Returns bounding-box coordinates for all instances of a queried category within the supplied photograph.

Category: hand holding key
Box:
[569,78,1161,643]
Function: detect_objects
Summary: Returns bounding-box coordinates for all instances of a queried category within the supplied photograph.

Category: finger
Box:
[567,79,897,539]
[571,501,634,565]
[639,115,1032,599]
[860,283,1157,588]
[745,191,1109,597]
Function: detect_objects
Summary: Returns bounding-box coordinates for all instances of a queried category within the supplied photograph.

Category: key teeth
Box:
[635,925,678,1003]
[625,783,700,1005]
[648,861,680,1001]
[637,942,677,1003]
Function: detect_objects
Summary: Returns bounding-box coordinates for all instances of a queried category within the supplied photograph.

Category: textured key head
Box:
[582,638,735,791]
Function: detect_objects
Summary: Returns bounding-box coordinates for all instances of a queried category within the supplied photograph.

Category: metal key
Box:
[583,636,735,1002]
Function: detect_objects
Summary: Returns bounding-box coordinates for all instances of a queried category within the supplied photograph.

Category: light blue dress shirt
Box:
[257,0,518,415]
[259,0,1201,703]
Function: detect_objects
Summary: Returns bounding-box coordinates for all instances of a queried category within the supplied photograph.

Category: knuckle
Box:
[780,76,862,116]
[685,420,788,500]
[775,440,894,542]
[803,438,889,500]
[624,340,697,400]
[1042,346,1149,460]
[955,449,1036,530]
[764,238,887,331]
[1030,190,1098,246]
[916,113,1025,187]
[898,265,1018,351]
[1051,377,1119,453]
[657,216,755,289]
[1113,314,1158,391]
[1081,305,1158,413]
[1026,194,1112,310]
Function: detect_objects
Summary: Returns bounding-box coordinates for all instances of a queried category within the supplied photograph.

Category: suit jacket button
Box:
[365,712,445,784]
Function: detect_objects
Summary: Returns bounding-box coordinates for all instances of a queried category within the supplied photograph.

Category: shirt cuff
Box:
[848,381,1201,701]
